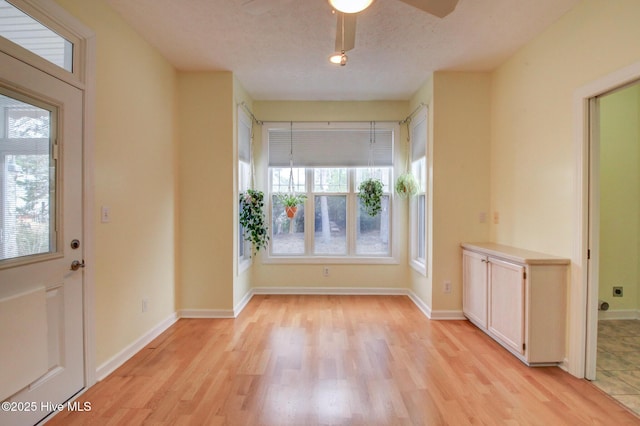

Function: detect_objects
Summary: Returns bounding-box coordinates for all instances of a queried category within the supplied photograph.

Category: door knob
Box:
[70,260,85,271]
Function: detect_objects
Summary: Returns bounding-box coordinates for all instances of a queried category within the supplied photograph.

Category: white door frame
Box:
[571,60,640,379]
[2,0,97,388]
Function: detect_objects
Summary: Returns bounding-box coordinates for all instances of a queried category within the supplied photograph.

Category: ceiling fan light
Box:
[329,0,374,14]
[329,52,342,64]
[329,51,348,66]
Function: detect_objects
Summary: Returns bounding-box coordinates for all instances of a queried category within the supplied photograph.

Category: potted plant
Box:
[358,178,384,216]
[239,189,269,255]
[277,193,307,218]
[395,172,419,198]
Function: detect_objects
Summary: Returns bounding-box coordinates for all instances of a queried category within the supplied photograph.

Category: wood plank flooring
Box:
[48,295,639,425]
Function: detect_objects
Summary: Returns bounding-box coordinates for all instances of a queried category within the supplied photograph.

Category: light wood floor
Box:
[49,295,639,425]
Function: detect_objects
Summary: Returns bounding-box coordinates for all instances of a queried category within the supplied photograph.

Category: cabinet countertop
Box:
[461,242,570,265]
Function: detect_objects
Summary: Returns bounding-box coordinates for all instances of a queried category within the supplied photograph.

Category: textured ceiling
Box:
[105,0,580,101]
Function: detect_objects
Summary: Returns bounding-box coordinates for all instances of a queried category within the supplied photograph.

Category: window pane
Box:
[1,93,55,262]
[271,167,305,193]
[271,194,305,255]
[417,194,425,260]
[313,195,346,255]
[356,195,389,255]
[356,167,391,192]
[0,0,73,72]
[313,168,347,193]
[412,158,426,191]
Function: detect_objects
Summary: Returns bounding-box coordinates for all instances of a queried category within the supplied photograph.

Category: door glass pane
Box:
[314,195,346,255]
[0,91,56,262]
[0,0,73,72]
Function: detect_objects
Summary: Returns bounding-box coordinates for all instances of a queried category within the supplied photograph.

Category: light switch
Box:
[101,206,111,223]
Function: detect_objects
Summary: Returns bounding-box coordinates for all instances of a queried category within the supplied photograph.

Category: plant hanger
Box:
[395,110,419,199]
[288,121,295,197]
[358,121,384,217]
[279,121,306,219]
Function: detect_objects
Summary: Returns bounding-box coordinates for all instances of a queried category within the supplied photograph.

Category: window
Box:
[0,89,57,263]
[237,106,252,271]
[409,108,428,275]
[0,0,73,72]
[265,122,396,262]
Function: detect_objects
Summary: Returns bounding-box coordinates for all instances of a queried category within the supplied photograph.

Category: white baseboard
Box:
[251,286,409,296]
[234,290,254,317]
[179,309,235,318]
[598,309,640,320]
[407,290,432,318]
[96,312,178,381]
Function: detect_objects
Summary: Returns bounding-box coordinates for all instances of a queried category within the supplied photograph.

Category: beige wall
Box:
[56,0,178,367]
[409,73,492,313]
[490,0,640,257]
[599,84,640,311]
[251,101,411,290]
[177,72,235,311]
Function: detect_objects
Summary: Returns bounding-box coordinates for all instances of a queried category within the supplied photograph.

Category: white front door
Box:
[0,50,84,425]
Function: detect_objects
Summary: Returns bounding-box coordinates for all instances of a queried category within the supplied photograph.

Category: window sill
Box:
[410,258,427,276]
[238,257,252,275]
[263,256,399,265]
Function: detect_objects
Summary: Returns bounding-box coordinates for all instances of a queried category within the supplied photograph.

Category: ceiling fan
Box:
[330,0,460,65]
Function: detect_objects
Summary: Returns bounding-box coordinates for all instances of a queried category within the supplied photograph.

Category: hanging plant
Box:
[277,193,307,218]
[395,172,419,198]
[358,178,384,216]
[239,189,269,255]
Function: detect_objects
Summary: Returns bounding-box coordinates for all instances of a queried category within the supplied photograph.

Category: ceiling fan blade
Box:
[335,13,356,52]
[397,0,459,18]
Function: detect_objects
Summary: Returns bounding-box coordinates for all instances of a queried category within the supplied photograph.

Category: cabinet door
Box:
[488,258,525,354]
[462,250,488,328]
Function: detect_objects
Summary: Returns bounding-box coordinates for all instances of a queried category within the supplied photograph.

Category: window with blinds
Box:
[264,122,396,261]
[409,108,428,275]
[237,106,252,270]
[0,89,57,263]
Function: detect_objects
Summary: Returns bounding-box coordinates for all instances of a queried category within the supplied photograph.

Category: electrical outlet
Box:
[443,280,452,294]
[101,206,111,223]
[322,266,329,277]
[142,297,149,312]
[613,286,623,297]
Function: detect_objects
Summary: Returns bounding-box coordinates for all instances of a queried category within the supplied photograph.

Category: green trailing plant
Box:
[239,189,269,255]
[358,177,384,217]
[395,172,419,198]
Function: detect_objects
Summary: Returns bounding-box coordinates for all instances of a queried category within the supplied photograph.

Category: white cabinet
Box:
[462,250,488,328]
[462,243,569,366]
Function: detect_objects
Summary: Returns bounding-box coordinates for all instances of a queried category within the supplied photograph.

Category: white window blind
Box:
[268,125,394,168]
[411,111,427,161]
[238,108,251,163]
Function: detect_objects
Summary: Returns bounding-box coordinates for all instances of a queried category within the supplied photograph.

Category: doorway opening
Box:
[588,79,640,415]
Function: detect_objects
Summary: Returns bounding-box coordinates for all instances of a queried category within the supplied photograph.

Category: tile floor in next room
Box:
[594,319,640,416]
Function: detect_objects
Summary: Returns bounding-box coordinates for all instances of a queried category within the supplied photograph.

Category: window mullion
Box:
[347,168,355,256]
[305,168,314,255]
